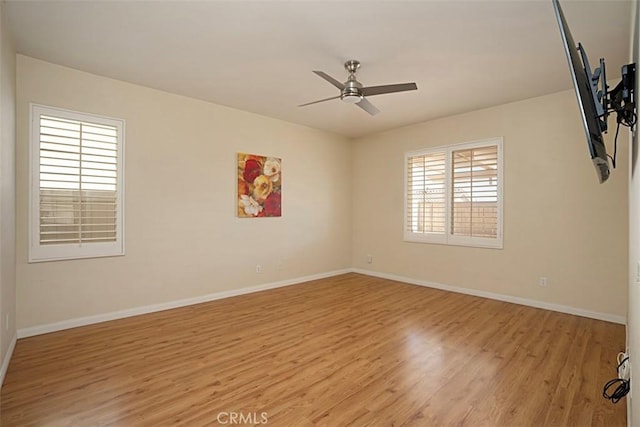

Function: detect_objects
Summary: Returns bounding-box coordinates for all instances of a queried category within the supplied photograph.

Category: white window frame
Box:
[29,104,125,262]
[404,137,503,249]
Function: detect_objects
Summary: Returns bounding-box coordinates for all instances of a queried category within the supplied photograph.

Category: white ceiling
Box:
[4,0,633,139]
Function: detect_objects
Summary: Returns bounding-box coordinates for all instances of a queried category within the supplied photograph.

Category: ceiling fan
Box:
[299,60,418,116]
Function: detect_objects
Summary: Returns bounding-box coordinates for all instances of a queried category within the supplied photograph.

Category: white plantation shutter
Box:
[451,145,499,238]
[30,105,125,262]
[406,151,446,239]
[404,138,502,248]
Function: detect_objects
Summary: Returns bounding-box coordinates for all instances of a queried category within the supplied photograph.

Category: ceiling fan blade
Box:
[298,95,341,107]
[356,97,380,116]
[313,71,345,90]
[361,82,418,97]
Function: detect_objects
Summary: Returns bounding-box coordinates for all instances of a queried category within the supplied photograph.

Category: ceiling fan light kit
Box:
[299,60,418,116]
[341,93,363,104]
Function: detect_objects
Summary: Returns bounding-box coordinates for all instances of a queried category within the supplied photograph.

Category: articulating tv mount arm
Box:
[608,63,637,129]
[579,42,637,132]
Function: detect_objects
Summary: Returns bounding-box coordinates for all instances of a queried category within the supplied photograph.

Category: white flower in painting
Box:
[263,157,281,182]
[239,194,263,216]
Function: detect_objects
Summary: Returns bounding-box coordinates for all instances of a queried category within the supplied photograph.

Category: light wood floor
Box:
[1,273,626,426]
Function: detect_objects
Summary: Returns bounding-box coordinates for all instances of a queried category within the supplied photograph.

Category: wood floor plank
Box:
[0,273,627,426]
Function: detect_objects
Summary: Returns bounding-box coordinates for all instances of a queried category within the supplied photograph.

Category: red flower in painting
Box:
[263,192,281,217]
[243,159,262,183]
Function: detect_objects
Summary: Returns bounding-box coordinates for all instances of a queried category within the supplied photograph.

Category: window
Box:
[29,104,125,262]
[404,138,503,248]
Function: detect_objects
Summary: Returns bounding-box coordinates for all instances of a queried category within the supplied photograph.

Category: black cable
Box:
[619,110,637,129]
[607,122,620,169]
[606,103,636,169]
[603,378,629,403]
[602,356,630,403]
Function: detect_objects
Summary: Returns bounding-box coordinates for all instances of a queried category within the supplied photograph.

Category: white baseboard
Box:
[1,333,17,389]
[351,268,627,325]
[16,266,626,339]
[17,268,351,339]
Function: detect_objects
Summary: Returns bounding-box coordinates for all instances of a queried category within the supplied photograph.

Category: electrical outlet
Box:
[366,254,373,264]
[539,277,548,287]
[255,264,262,274]
[618,353,630,381]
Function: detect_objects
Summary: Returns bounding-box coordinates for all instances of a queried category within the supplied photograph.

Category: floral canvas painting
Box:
[237,153,282,218]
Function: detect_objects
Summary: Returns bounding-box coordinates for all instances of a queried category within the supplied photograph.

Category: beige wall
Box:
[0,3,17,377]
[11,53,632,336]
[352,89,628,318]
[627,0,638,424]
[15,55,352,330]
